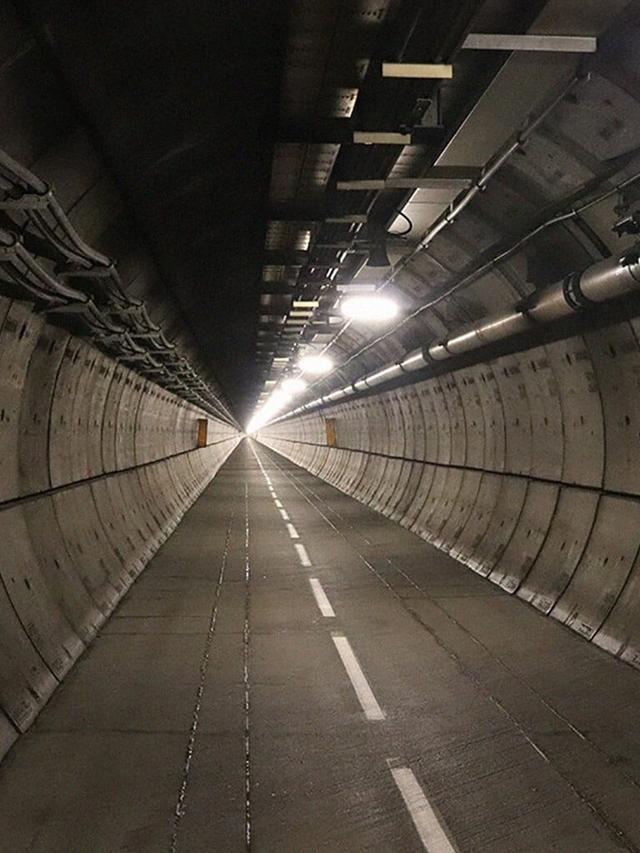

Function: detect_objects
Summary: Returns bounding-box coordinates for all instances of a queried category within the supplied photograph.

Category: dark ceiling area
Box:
[16,0,499,421]
[12,0,636,424]
[20,0,291,419]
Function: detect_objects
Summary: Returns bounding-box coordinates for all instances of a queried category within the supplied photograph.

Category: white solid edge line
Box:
[294,543,312,567]
[286,523,299,539]
[279,508,290,521]
[331,634,386,721]
[388,763,459,853]
[309,578,335,618]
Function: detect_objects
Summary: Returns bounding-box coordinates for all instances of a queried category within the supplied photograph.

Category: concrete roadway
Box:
[2,439,640,852]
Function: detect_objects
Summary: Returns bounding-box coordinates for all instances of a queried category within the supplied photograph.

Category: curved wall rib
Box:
[258,318,640,671]
[0,294,239,760]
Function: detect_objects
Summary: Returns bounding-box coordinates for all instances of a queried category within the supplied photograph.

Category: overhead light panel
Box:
[382,62,453,79]
[341,294,399,323]
[353,131,411,145]
[299,354,334,375]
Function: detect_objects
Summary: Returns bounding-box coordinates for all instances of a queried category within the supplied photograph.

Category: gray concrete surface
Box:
[258,319,640,668]
[3,438,640,852]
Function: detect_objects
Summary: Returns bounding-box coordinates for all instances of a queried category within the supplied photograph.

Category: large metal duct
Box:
[428,250,640,360]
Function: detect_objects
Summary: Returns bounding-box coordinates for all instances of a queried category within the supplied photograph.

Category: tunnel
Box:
[2,0,640,850]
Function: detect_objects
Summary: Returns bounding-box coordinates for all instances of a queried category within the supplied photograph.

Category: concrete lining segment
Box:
[0,298,240,762]
[258,321,640,668]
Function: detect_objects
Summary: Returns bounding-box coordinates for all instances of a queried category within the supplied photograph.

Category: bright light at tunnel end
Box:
[341,294,399,323]
[245,376,308,434]
[246,354,332,435]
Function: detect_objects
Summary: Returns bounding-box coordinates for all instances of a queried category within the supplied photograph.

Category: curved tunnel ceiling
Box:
[11,0,638,425]
[258,0,640,424]
[6,0,640,427]
[6,0,570,421]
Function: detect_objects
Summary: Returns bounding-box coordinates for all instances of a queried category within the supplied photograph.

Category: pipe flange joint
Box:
[619,246,640,283]
[515,292,537,317]
[562,272,590,311]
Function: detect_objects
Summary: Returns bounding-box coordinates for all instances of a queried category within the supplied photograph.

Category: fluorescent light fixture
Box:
[353,131,411,145]
[340,294,399,323]
[298,354,334,375]
[282,377,307,394]
[382,62,453,78]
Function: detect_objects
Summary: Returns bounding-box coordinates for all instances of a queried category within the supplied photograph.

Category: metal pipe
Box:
[433,249,640,361]
[302,73,592,400]
[399,348,428,372]
[271,247,640,424]
[364,363,404,387]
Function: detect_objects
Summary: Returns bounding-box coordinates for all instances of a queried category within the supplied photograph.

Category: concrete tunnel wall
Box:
[258,316,640,672]
[0,293,240,761]
[0,5,243,762]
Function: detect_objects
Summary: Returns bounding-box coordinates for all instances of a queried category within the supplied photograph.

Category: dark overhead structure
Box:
[4,1,640,850]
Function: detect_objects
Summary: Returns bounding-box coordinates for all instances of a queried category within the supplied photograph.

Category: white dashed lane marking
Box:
[294,543,312,567]
[331,633,386,721]
[251,440,461,853]
[388,761,460,852]
[309,578,335,618]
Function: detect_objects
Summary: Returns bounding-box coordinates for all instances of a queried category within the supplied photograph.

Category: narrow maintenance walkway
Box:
[3,438,640,852]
